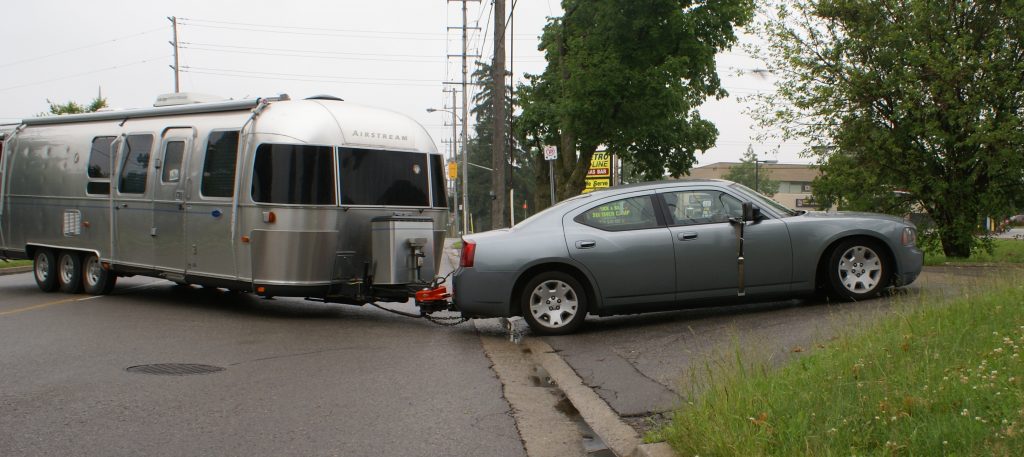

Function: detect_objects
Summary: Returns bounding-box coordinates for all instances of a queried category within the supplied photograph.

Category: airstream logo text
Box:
[351,130,408,141]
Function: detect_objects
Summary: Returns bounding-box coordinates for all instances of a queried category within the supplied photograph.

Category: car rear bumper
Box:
[452,268,515,318]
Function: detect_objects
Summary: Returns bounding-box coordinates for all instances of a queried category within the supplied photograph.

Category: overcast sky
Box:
[0,0,809,166]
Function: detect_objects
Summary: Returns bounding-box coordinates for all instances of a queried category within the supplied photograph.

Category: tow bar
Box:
[368,282,467,326]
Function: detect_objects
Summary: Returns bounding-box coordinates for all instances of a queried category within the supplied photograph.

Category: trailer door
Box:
[151,129,192,275]
[113,134,156,268]
[185,130,240,280]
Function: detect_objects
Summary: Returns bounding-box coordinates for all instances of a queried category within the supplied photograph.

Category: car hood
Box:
[799,211,909,225]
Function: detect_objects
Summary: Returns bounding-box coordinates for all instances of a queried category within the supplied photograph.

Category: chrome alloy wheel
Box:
[35,253,51,283]
[84,256,102,288]
[837,245,882,293]
[528,279,580,329]
[59,254,76,285]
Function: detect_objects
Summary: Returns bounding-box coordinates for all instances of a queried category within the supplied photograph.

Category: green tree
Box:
[723,146,780,196]
[517,0,754,209]
[751,0,1024,257]
[42,95,108,116]
[465,62,536,231]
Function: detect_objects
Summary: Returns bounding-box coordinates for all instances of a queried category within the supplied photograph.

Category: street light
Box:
[754,157,778,194]
[427,107,467,235]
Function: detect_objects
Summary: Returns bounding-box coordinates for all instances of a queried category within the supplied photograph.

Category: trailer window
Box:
[118,134,153,194]
[161,141,185,183]
[201,130,239,198]
[87,136,115,194]
[252,144,336,205]
[338,148,429,206]
[430,154,448,208]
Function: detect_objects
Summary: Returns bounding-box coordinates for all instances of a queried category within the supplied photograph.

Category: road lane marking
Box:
[0,295,102,316]
[0,282,160,317]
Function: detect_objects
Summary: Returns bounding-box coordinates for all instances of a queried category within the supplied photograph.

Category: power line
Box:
[180,21,448,41]
[180,44,442,63]
[0,55,172,93]
[179,66,441,86]
[0,27,165,69]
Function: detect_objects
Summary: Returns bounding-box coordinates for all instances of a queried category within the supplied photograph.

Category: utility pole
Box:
[168,16,180,93]
[446,0,479,234]
[491,0,507,229]
[448,88,460,236]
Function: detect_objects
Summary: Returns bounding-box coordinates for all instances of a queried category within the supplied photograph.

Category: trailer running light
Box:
[241,235,250,243]
[459,240,476,268]
[262,211,276,223]
[257,286,266,294]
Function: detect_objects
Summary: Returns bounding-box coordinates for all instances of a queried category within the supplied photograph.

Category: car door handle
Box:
[678,232,698,241]
[575,240,597,249]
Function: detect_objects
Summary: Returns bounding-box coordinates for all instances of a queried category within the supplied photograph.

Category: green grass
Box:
[653,277,1024,456]
[925,239,1024,266]
[0,259,31,269]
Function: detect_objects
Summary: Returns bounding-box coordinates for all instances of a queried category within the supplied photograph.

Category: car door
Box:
[660,187,794,301]
[562,192,675,310]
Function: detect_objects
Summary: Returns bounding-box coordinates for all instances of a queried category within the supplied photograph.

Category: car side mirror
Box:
[742,202,761,222]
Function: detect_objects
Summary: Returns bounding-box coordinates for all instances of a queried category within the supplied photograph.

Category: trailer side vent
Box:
[63,210,81,236]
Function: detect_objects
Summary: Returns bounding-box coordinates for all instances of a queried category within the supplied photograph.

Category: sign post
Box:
[543,146,557,206]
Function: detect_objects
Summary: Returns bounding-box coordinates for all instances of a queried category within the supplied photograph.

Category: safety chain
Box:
[423,314,470,326]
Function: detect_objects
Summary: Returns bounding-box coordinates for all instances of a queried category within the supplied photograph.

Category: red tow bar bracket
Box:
[415,285,450,303]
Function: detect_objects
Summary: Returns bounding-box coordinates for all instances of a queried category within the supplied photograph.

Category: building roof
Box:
[689,162,820,183]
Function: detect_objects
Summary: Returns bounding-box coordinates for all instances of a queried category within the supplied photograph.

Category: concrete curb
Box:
[0,266,32,276]
[524,337,679,457]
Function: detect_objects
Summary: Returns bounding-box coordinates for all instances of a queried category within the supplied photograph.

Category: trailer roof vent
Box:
[154,92,228,107]
[305,94,344,102]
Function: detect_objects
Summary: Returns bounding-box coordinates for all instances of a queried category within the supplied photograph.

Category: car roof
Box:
[590,178,731,196]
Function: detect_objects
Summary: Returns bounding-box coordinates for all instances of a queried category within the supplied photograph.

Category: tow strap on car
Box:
[729,217,746,297]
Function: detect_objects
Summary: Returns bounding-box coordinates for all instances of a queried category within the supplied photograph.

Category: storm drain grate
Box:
[126,363,225,376]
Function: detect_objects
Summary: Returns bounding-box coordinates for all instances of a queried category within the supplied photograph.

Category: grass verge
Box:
[653,278,1024,456]
[925,239,1024,265]
[0,259,31,269]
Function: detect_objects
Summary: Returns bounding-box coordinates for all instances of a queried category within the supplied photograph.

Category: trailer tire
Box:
[82,254,116,295]
[57,251,84,293]
[33,249,59,292]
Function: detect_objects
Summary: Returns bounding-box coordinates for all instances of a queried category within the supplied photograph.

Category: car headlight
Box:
[901,227,917,246]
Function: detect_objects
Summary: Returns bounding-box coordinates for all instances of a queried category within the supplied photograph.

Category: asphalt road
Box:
[0,273,524,457]
[2,263,1011,456]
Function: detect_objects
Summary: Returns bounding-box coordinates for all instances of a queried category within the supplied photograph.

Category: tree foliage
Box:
[465,62,536,231]
[723,146,780,196]
[517,0,754,209]
[43,95,108,116]
[751,0,1024,257]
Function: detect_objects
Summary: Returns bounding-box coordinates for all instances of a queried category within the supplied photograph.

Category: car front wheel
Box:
[520,271,588,335]
[827,239,890,300]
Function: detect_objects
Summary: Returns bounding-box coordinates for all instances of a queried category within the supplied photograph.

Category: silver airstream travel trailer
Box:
[0,94,449,308]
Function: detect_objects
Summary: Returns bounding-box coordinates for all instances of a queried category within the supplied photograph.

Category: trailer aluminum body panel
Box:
[0,96,449,303]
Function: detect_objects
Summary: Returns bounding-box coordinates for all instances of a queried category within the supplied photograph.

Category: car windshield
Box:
[728,182,801,217]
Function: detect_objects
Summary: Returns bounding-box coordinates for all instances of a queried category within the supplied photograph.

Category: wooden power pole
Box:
[491,0,507,229]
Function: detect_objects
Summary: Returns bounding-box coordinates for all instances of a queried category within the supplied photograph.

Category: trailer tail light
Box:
[262,211,276,223]
[459,240,476,268]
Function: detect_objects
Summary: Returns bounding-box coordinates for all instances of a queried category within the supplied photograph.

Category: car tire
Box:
[520,271,588,335]
[57,251,84,293]
[33,249,59,292]
[826,238,890,301]
[82,254,117,295]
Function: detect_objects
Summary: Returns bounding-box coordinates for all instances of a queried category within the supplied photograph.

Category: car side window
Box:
[664,190,743,226]
[575,195,660,231]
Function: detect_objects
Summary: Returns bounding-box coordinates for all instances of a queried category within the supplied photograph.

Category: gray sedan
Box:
[452,179,923,335]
